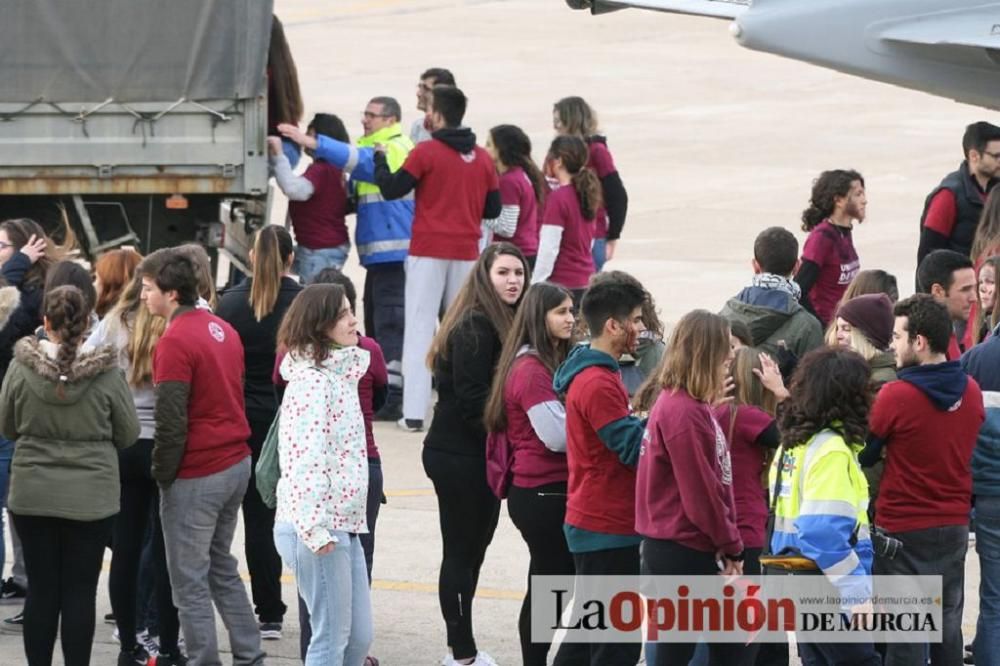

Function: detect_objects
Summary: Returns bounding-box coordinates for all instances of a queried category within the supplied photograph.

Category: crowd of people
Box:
[0,45,999,666]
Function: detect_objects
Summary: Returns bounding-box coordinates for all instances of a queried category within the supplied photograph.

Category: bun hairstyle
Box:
[43,285,90,384]
[547,136,602,220]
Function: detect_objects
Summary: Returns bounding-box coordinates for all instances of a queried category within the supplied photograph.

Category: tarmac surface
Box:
[0,0,994,663]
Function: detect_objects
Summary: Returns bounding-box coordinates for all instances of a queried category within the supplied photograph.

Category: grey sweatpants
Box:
[160,457,265,666]
[402,255,475,422]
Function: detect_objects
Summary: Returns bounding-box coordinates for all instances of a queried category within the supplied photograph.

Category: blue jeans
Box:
[0,437,14,577]
[274,523,372,666]
[294,243,350,284]
[592,237,607,272]
[976,495,1000,664]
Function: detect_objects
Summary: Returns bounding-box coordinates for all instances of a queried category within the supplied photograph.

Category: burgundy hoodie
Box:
[635,388,743,556]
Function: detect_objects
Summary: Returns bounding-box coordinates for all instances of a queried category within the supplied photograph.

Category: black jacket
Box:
[0,252,43,384]
[216,276,303,418]
[423,309,503,456]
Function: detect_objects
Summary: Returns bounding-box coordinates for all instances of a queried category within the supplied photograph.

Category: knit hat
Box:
[837,293,894,351]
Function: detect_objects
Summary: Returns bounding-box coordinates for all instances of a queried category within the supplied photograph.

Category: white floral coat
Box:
[275,345,370,552]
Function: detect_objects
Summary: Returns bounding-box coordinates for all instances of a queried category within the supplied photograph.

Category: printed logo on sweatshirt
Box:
[208,321,226,343]
[461,151,476,164]
[711,417,732,485]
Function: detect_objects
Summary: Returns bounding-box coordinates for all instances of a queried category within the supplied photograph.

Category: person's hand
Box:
[20,235,47,264]
[605,239,617,262]
[316,542,336,555]
[277,123,317,150]
[754,352,790,401]
[267,136,283,157]
[715,375,735,406]
[373,143,387,154]
[715,550,744,577]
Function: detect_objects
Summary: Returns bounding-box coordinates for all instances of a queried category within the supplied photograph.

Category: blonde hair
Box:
[553,96,599,137]
[249,226,293,322]
[634,310,730,412]
[112,251,170,387]
[828,321,880,362]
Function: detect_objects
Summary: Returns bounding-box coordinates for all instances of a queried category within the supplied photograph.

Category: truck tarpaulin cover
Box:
[0,0,274,103]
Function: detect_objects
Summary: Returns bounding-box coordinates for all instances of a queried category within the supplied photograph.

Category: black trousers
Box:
[553,544,642,666]
[11,512,114,666]
[242,414,286,623]
[423,447,500,661]
[508,482,589,666]
[641,538,754,666]
[363,262,405,407]
[108,439,180,653]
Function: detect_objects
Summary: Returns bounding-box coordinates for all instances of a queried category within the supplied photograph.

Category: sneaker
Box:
[117,644,149,666]
[1,611,23,633]
[105,612,117,625]
[397,418,423,433]
[373,401,402,422]
[112,626,120,643]
[137,629,160,657]
[0,578,26,604]
[151,652,189,666]
[259,622,282,640]
[473,652,499,666]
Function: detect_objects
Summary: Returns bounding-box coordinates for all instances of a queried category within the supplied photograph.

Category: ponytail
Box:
[570,167,602,221]
[249,226,294,322]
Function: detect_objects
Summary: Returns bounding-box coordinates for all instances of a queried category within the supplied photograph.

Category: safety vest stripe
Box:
[824,551,861,578]
[344,144,360,173]
[357,239,410,255]
[358,191,415,206]
[799,499,858,518]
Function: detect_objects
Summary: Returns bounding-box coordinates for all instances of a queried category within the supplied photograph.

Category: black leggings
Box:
[508,482,588,666]
[243,414,287,623]
[108,439,180,654]
[422,447,500,661]
[641,538,755,666]
[11,512,114,666]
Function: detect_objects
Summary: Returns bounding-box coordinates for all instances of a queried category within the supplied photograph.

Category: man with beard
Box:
[918,121,1000,264]
[861,294,983,666]
[916,249,977,358]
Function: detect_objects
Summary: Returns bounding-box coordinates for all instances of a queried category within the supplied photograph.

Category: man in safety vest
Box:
[279,97,415,420]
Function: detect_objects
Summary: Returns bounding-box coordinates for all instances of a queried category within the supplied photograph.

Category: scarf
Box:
[751,273,802,300]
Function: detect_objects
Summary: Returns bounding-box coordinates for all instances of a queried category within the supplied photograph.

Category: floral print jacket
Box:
[276,345,370,552]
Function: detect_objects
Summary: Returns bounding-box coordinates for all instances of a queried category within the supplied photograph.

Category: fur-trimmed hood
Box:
[0,287,21,332]
[13,337,120,405]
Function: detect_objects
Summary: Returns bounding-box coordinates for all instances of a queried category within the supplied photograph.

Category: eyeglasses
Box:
[0,242,13,250]
[362,111,391,120]
[983,151,1000,161]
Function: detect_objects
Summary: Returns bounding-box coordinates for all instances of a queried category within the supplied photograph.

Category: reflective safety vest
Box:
[313,124,415,267]
[769,429,873,598]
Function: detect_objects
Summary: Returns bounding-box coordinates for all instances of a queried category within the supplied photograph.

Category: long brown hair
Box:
[43,286,90,385]
[277,284,349,365]
[778,347,872,448]
[489,125,546,206]
[94,248,142,318]
[976,255,1000,343]
[0,218,65,289]
[730,347,778,416]
[547,136,602,220]
[800,169,864,231]
[634,310,730,412]
[427,242,528,368]
[268,16,303,125]
[553,96,599,137]
[973,189,1000,262]
[250,226,294,322]
[483,282,574,432]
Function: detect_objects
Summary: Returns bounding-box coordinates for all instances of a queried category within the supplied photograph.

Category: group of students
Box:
[266,60,629,437]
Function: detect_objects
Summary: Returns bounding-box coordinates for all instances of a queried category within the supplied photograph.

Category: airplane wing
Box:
[878,5,1000,51]
[569,0,749,20]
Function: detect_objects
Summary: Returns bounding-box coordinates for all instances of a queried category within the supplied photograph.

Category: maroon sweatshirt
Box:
[635,388,743,556]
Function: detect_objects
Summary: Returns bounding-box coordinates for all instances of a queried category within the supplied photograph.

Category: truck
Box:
[0,0,277,277]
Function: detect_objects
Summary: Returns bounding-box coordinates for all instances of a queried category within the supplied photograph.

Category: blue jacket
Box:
[961,338,1000,496]
[315,126,415,266]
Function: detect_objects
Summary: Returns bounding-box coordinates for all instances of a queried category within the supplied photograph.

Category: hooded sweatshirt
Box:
[961,337,1000,497]
[373,126,500,260]
[2,338,140,521]
[276,345,370,553]
[553,345,645,551]
[867,360,983,533]
[720,285,824,361]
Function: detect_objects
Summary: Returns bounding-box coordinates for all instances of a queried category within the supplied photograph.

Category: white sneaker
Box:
[473,652,499,666]
[441,654,456,666]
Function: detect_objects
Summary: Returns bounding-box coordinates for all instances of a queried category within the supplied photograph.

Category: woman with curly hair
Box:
[794,170,866,327]
[770,347,880,665]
